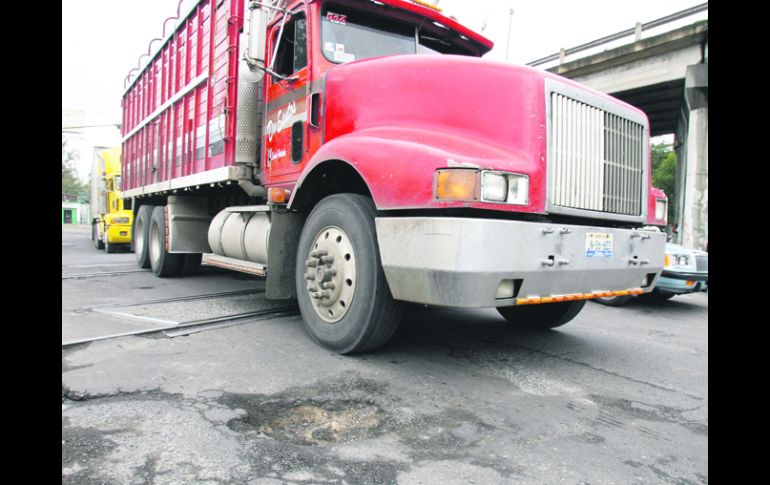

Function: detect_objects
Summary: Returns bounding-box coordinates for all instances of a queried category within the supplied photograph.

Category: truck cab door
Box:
[263,11,310,185]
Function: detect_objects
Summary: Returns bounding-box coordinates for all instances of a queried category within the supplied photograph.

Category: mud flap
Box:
[266,208,306,300]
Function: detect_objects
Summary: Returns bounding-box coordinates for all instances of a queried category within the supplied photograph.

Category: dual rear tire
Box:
[134,205,200,277]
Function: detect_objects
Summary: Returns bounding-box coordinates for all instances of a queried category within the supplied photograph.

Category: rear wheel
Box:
[134,205,154,268]
[296,194,402,354]
[148,206,182,277]
[592,295,632,307]
[497,300,586,330]
[92,222,104,250]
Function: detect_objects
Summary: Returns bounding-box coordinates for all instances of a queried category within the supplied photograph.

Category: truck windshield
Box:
[321,3,468,64]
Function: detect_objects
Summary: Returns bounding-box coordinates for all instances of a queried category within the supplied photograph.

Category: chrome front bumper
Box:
[375,217,666,308]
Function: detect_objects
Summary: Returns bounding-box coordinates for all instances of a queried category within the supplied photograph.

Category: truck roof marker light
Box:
[268,188,292,204]
[410,0,443,12]
[435,169,478,201]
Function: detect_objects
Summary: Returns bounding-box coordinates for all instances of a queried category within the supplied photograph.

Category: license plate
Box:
[586,232,613,258]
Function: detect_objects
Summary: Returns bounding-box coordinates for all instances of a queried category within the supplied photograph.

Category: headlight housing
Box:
[655,198,667,223]
[111,216,130,224]
[664,252,694,269]
[436,169,529,205]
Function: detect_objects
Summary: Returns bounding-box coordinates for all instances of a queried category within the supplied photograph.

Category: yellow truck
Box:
[91,147,132,253]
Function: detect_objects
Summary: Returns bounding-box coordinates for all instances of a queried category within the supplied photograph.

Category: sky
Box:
[62,0,707,181]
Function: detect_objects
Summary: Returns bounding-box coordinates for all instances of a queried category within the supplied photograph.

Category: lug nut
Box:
[311,250,328,258]
[306,259,318,267]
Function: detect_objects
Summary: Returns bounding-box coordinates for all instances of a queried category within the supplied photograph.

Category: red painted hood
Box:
[315,54,647,213]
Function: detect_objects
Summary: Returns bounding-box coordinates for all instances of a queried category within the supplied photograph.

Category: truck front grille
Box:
[550,92,646,217]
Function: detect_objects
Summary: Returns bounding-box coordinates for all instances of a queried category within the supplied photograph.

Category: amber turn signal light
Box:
[435,169,479,201]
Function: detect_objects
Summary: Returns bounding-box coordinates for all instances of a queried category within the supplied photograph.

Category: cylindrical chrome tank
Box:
[208,209,271,264]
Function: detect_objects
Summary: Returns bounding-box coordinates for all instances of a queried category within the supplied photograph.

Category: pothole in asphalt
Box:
[225,397,385,446]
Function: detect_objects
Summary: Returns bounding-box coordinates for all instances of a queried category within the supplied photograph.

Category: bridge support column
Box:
[675,63,708,251]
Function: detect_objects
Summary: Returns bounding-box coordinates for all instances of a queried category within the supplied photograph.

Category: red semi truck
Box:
[121,0,666,353]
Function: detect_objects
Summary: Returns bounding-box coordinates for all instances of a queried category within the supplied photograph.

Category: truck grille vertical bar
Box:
[549,88,645,217]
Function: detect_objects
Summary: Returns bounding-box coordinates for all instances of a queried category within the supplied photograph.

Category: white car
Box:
[594,243,708,306]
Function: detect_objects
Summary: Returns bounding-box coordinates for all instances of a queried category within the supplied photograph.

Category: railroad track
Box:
[61,269,150,280]
[62,288,297,347]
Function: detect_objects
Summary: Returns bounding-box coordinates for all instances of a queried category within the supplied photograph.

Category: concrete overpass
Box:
[529,4,708,251]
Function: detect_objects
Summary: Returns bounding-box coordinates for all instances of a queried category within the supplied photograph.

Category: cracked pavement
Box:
[62,225,708,484]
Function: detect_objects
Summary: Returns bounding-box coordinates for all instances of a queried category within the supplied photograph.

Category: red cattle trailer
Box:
[122,0,666,353]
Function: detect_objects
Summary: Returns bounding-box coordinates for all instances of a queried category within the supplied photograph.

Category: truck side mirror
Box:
[243,1,297,82]
[244,1,268,82]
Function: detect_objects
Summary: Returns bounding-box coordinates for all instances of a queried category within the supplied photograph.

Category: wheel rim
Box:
[149,221,161,268]
[304,225,356,323]
[135,218,145,258]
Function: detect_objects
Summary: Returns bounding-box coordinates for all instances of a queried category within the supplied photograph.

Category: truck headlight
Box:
[655,198,667,223]
[505,173,529,205]
[436,169,529,205]
[481,172,507,202]
[481,172,529,204]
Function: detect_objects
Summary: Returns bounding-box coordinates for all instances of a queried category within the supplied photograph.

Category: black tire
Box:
[105,237,117,254]
[295,193,402,354]
[592,295,632,307]
[92,222,104,250]
[179,253,202,276]
[148,206,183,277]
[134,205,155,269]
[642,291,675,301]
[497,300,586,330]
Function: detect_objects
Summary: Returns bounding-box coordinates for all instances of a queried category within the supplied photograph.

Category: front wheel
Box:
[296,194,402,354]
[105,236,117,254]
[497,300,586,330]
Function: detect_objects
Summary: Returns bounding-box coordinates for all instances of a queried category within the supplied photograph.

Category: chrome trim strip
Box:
[123,166,240,198]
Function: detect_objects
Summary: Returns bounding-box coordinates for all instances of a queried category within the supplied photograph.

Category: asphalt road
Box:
[62,224,708,484]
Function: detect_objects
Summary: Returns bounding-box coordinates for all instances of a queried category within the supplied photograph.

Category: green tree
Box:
[650,142,677,224]
[62,139,87,202]
[651,142,670,170]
